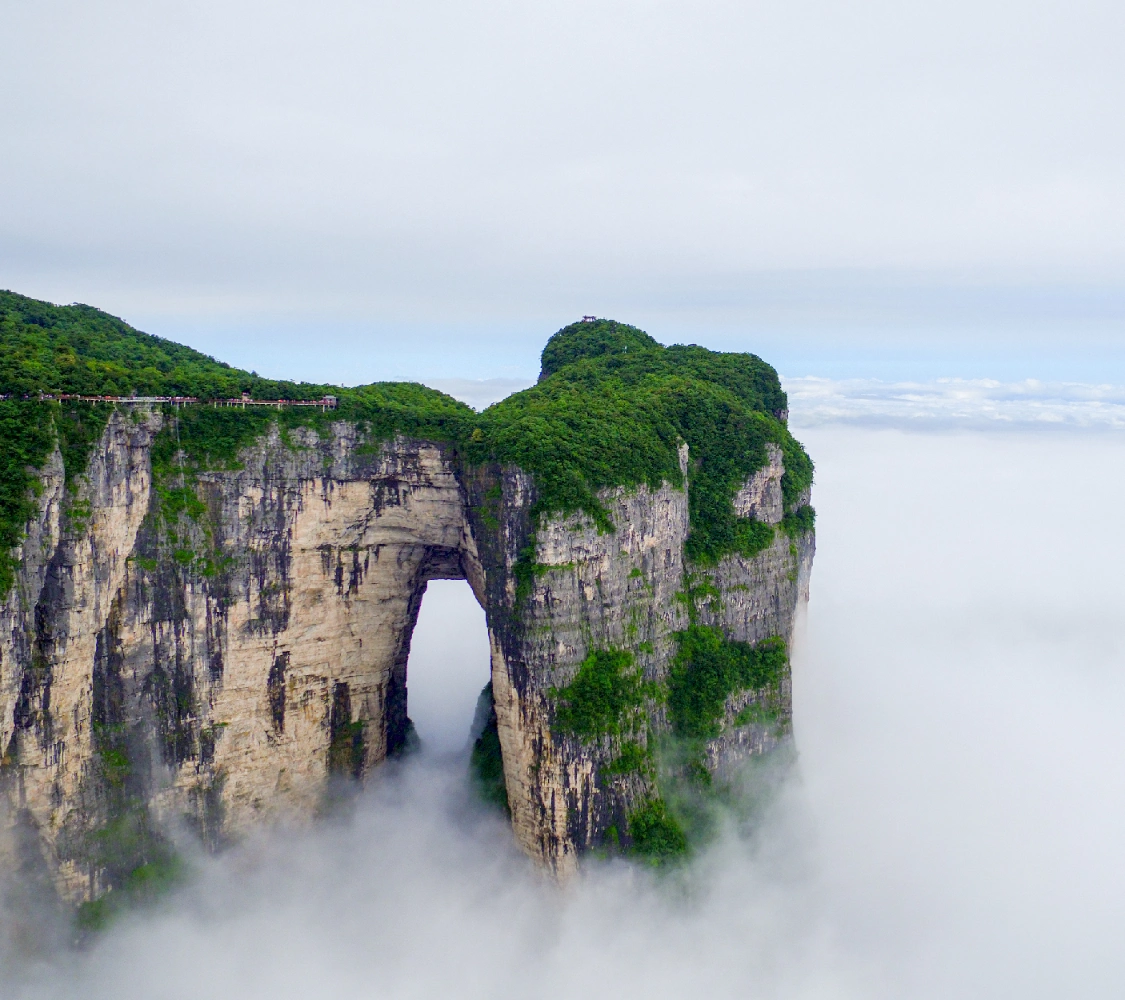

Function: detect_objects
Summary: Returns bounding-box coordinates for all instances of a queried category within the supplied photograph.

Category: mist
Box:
[2,421,1122,998]
[405,579,492,754]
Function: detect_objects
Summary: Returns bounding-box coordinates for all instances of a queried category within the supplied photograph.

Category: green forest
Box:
[0,291,813,596]
[0,289,334,400]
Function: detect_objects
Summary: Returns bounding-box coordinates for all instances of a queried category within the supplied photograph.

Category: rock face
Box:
[0,408,812,901]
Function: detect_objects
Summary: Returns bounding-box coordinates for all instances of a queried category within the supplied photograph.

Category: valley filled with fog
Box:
[3,407,1122,1000]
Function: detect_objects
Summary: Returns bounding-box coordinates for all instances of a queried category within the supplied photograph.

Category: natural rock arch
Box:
[0,310,815,907]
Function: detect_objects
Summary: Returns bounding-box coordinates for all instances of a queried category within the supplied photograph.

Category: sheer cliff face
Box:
[485,441,814,873]
[0,412,812,900]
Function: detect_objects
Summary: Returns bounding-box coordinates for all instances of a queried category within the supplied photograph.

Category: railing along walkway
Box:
[3,393,338,411]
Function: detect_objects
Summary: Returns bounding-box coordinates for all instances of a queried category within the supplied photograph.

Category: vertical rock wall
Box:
[0,409,163,899]
[474,442,814,872]
[1,410,813,899]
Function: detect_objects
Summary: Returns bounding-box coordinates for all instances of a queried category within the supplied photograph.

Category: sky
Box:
[3,8,1124,992]
[5,419,1124,998]
[3,0,1125,382]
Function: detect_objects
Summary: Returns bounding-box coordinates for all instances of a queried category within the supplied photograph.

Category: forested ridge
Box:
[0,289,337,400]
[0,292,812,598]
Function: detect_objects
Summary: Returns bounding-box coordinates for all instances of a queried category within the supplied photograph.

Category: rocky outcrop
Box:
[734,443,784,524]
[479,443,814,871]
[479,453,693,873]
[0,408,812,901]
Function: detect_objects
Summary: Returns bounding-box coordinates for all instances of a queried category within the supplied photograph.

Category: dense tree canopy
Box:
[0,290,331,400]
[466,318,809,563]
[0,294,812,598]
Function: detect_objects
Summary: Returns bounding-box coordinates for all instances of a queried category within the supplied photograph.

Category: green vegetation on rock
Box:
[1,297,812,607]
[0,399,56,598]
[603,740,652,776]
[0,398,116,599]
[465,318,811,567]
[470,683,510,814]
[539,319,662,378]
[779,432,814,512]
[731,702,780,728]
[550,648,652,742]
[626,798,689,861]
[56,401,113,494]
[781,503,816,537]
[0,289,332,401]
[71,724,184,935]
[667,626,788,740]
[327,683,367,778]
[75,853,184,934]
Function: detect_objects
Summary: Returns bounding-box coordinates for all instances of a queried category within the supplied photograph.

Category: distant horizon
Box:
[6,280,1124,389]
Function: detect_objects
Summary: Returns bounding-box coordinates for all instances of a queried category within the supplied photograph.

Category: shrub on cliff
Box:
[668,627,788,740]
[626,798,689,860]
[0,398,113,599]
[550,648,651,741]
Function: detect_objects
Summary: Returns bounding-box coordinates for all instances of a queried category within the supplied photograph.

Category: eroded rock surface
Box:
[0,412,812,900]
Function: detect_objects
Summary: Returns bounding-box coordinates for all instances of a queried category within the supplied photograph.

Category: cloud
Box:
[3,426,1125,998]
[785,376,1125,429]
[404,579,493,752]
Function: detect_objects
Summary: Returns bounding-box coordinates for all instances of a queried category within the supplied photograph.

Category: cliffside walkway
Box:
[3,392,339,410]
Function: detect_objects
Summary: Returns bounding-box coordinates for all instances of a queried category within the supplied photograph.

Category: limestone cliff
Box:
[0,411,811,900]
[0,304,815,905]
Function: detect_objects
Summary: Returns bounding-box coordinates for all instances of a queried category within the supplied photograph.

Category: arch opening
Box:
[402,578,492,756]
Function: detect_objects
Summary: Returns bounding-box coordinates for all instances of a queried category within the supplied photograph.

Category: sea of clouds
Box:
[2,390,1124,999]
[785,376,1125,430]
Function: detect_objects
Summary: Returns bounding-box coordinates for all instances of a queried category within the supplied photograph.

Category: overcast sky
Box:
[2,0,1124,381]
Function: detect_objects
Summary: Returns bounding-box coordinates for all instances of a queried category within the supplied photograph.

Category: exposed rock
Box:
[0,412,813,899]
[733,442,784,524]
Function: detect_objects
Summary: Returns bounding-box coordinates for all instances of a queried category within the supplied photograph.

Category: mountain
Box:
[0,290,328,400]
[0,292,814,925]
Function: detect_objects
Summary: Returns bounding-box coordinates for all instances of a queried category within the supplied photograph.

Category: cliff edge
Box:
[0,295,814,910]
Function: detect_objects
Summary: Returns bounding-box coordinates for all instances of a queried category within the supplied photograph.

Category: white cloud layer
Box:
[405,579,492,753]
[3,426,1124,998]
[786,376,1125,429]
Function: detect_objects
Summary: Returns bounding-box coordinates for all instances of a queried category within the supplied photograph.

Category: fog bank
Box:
[3,426,1124,999]
[787,376,1125,429]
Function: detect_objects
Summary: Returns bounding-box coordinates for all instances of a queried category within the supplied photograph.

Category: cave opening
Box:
[403,578,492,755]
